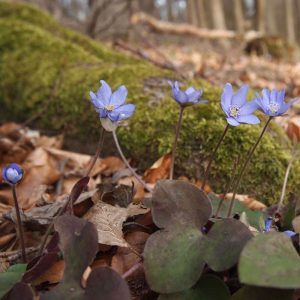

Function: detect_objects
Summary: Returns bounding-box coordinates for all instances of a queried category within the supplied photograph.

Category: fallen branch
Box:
[131,12,264,41]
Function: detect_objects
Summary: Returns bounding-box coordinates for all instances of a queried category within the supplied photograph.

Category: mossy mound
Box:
[0,1,299,205]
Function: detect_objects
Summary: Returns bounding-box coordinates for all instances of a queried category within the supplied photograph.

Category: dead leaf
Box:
[101,156,125,176]
[144,153,171,184]
[84,202,129,248]
[224,193,266,210]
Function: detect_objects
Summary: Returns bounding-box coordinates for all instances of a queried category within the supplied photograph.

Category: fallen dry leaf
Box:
[83,200,149,248]
[83,201,129,248]
[101,156,126,176]
[144,153,171,184]
[224,193,266,210]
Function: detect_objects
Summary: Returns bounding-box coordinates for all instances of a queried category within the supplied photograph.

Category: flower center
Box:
[268,102,279,114]
[229,105,240,118]
[105,104,114,112]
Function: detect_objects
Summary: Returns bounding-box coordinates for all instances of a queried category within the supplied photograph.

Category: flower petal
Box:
[109,104,135,121]
[232,85,248,107]
[167,80,174,88]
[110,85,128,107]
[173,89,188,104]
[240,100,259,115]
[226,117,240,126]
[236,114,260,124]
[90,91,104,109]
[96,80,112,106]
[221,83,233,112]
[185,87,196,95]
[187,90,203,103]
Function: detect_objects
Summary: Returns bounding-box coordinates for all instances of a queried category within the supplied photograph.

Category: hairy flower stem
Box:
[12,185,27,263]
[277,158,293,213]
[227,117,273,217]
[112,130,152,193]
[170,107,184,180]
[215,154,240,218]
[85,127,105,177]
[201,124,229,190]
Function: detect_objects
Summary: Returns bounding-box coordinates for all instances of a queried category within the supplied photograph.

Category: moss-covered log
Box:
[0,1,299,205]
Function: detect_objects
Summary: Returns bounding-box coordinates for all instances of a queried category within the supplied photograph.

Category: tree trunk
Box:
[187,0,198,26]
[285,0,296,43]
[256,0,266,33]
[166,0,174,21]
[210,0,226,30]
[195,0,207,28]
[233,0,244,33]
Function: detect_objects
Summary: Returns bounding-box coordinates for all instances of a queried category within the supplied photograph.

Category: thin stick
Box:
[112,130,152,193]
[215,154,240,218]
[170,107,184,180]
[122,261,143,279]
[227,117,273,217]
[85,127,105,177]
[201,124,229,189]
[277,158,293,212]
[12,185,27,263]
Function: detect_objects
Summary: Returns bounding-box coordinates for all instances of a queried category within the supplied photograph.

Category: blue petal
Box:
[110,85,128,107]
[174,81,180,90]
[277,97,298,115]
[167,80,174,88]
[187,90,203,102]
[284,230,297,237]
[270,89,277,103]
[173,89,188,103]
[185,87,196,95]
[276,89,285,105]
[240,100,259,115]
[96,80,112,106]
[109,104,135,121]
[226,117,240,126]
[232,85,248,107]
[221,83,233,113]
[90,91,104,109]
[236,114,260,124]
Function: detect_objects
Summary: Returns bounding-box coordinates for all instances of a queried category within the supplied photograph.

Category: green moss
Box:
[0,1,299,205]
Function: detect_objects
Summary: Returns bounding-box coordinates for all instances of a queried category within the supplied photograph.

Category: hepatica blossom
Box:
[221,83,260,126]
[255,88,298,117]
[168,81,208,107]
[90,80,135,122]
[2,163,24,185]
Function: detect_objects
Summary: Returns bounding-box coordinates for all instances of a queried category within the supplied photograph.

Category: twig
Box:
[85,127,105,177]
[277,158,293,212]
[0,247,37,263]
[122,260,143,279]
[12,185,26,263]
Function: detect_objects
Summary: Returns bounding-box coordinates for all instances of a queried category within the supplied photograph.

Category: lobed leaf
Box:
[152,180,212,228]
[239,232,300,289]
[143,223,204,293]
[201,219,253,272]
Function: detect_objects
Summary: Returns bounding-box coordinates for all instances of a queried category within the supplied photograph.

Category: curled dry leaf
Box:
[144,153,171,184]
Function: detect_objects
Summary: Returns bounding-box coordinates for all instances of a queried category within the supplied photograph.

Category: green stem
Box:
[170,107,184,180]
[201,124,229,190]
[227,117,273,217]
[12,185,27,263]
[112,130,152,193]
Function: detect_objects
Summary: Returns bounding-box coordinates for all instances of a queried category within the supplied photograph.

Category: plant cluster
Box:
[1,79,300,300]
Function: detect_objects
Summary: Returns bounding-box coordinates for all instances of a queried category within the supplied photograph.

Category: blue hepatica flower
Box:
[255,88,298,117]
[2,163,23,185]
[168,81,208,107]
[264,216,273,232]
[90,80,135,122]
[221,83,260,126]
